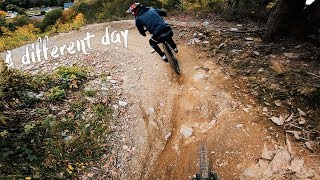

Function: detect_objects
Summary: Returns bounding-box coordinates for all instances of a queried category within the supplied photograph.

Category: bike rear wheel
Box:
[163,42,181,75]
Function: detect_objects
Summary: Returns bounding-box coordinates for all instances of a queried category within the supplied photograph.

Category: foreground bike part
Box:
[163,42,181,75]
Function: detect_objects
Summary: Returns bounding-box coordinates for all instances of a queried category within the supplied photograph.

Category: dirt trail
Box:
[138,45,273,179]
[2,20,319,179]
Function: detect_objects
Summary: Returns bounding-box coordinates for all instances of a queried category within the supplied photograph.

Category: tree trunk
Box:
[265,0,306,40]
[304,0,320,34]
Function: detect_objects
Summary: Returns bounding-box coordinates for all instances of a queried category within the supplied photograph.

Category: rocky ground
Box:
[1,15,319,179]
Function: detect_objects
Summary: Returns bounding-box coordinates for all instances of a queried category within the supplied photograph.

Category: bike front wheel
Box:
[163,42,181,75]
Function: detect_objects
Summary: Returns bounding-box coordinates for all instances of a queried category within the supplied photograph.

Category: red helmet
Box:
[126,3,141,14]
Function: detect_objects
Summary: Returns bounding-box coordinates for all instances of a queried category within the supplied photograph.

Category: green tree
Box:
[6,4,17,11]
[0,11,6,35]
[11,15,31,28]
[40,8,63,31]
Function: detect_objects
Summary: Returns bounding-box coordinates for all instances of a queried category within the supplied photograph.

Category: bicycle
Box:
[161,35,181,75]
[192,144,220,180]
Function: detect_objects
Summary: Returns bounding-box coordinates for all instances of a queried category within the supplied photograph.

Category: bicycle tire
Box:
[163,42,181,75]
[192,144,220,180]
[199,144,210,179]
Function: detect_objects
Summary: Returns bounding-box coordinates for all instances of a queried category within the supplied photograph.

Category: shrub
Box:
[0,10,6,18]
[206,0,225,13]
[60,9,77,23]
[0,10,6,35]
[40,8,63,32]
[48,86,66,101]
[0,24,38,51]
[163,0,182,10]
[11,15,31,28]
[73,0,163,23]
[0,63,113,178]
[84,89,96,97]
[73,13,85,29]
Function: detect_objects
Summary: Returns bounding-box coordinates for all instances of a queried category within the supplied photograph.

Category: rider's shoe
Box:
[174,48,178,53]
[162,55,168,62]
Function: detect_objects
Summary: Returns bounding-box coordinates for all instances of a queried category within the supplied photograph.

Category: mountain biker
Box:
[126,2,178,62]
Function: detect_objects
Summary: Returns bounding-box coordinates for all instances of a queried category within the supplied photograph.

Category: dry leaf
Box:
[305,141,319,152]
[263,107,268,112]
[270,116,284,125]
[286,133,293,155]
[286,130,302,140]
[264,102,271,106]
[299,117,306,125]
[274,100,282,106]
[70,80,78,89]
[297,108,306,116]
[285,113,294,122]
[242,107,250,113]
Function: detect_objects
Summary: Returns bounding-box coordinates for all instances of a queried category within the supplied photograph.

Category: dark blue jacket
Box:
[135,6,168,37]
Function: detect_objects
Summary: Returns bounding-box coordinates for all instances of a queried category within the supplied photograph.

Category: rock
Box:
[236,124,244,129]
[110,80,117,84]
[243,160,269,178]
[231,49,242,53]
[149,121,158,129]
[118,100,128,107]
[270,148,292,170]
[230,28,239,32]
[283,52,300,59]
[245,37,254,41]
[294,45,301,49]
[164,132,171,140]
[269,116,284,126]
[198,33,206,40]
[202,21,210,26]
[202,41,210,45]
[270,60,286,74]
[194,73,205,80]
[64,135,73,142]
[290,158,304,172]
[218,43,226,49]
[261,144,274,160]
[193,33,198,38]
[295,169,315,179]
[194,38,201,44]
[209,119,217,126]
[188,39,195,45]
[257,68,264,73]
[122,145,129,150]
[242,107,250,113]
[147,107,155,114]
[112,104,119,110]
[27,91,45,100]
[180,125,193,138]
[254,51,260,56]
